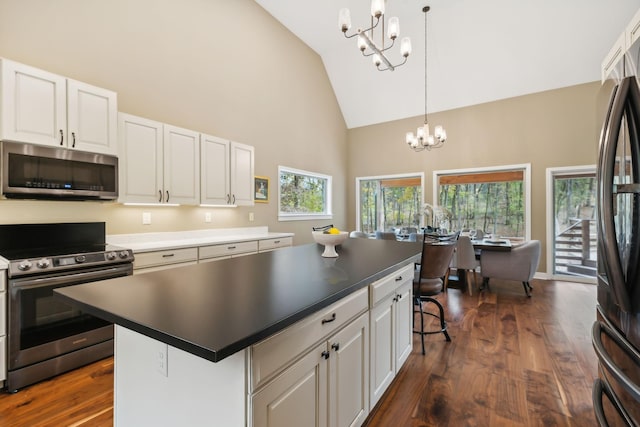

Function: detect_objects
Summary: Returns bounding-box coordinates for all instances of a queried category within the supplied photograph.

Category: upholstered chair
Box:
[479,240,541,297]
[449,235,479,295]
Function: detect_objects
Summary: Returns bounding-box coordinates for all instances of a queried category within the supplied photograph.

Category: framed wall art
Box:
[254,176,269,203]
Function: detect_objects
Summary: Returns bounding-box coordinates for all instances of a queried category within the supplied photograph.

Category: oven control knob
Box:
[17,260,32,271]
[119,251,129,259]
[37,258,50,269]
[75,255,86,263]
[106,251,117,261]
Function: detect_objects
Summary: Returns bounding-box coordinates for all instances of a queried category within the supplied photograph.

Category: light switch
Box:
[142,212,151,225]
[249,212,255,222]
[205,212,212,223]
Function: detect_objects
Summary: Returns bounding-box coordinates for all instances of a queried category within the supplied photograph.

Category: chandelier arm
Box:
[378,38,396,53]
[342,17,380,39]
[359,31,395,71]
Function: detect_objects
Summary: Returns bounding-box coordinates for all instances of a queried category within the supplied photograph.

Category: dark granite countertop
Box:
[55,237,421,363]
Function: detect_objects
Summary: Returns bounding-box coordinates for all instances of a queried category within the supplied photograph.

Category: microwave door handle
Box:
[599,77,632,312]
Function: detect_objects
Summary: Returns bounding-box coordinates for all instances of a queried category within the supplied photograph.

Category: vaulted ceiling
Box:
[255,0,639,129]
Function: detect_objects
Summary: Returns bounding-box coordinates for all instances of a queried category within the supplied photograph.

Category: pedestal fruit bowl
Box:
[312,230,348,257]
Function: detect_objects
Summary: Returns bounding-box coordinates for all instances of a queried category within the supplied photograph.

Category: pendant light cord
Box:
[423,6,429,125]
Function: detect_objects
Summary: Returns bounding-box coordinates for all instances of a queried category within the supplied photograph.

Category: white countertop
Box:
[107,227,294,253]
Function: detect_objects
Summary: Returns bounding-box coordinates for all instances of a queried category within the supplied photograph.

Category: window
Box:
[434,164,530,239]
[278,166,332,221]
[356,174,424,234]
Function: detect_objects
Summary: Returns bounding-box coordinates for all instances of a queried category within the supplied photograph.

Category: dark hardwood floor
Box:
[365,278,598,427]
[0,278,598,426]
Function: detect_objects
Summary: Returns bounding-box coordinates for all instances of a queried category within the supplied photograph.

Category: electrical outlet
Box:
[155,343,168,377]
[249,212,255,222]
[205,212,212,223]
[142,212,151,225]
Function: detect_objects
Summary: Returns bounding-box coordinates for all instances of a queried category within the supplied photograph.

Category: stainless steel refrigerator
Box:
[593,34,640,425]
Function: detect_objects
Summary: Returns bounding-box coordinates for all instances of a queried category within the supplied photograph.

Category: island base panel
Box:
[114,326,245,426]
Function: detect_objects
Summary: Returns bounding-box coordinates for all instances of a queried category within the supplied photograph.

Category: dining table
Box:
[472,238,513,252]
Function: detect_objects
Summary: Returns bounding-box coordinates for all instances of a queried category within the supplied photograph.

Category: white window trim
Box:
[432,163,532,240]
[545,164,597,283]
[278,165,333,222]
[355,172,425,231]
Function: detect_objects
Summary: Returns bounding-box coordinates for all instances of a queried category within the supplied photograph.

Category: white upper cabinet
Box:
[66,79,117,155]
[163,124,200,205]
[118,113,200,205]
[231,141,255,206]
[201,134,254,206]
[201,134,231,205]
[0,58,117,155]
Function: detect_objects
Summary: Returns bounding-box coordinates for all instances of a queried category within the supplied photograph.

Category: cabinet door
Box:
[67,79,117,155]
[252,342,328,427]
[394,281,413,370]
[163,124,200,205]
[118,113,164,203]
[200,134,230,205]
[1,59,66,147]
[369,294,395,409]
[328,312,369,427]
[230,141,254,206]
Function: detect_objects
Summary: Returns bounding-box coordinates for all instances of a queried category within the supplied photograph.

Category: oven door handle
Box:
[9,264,132,290]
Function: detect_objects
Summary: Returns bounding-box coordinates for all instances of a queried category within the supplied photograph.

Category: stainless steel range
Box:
[0,222,133,391]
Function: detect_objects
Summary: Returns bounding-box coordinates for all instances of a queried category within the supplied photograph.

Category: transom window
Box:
[434,164,531,239]
[278,166,332,221]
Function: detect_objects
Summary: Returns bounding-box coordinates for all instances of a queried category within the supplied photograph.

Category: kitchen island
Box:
[56,237,421,426]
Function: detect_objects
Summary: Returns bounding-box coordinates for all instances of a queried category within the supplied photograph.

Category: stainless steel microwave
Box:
[1,141,118,200]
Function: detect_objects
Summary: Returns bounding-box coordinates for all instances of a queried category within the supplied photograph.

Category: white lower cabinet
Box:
[258,237,293,252]
[251,312,369,427]
[132,248,198,274]
[252,341,328,427]
[369,265,413,409]
[198,241,259,262]
[250,288,369,427]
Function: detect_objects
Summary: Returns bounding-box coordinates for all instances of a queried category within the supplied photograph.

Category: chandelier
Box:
[339,0,412,71]
[406,6,447,152]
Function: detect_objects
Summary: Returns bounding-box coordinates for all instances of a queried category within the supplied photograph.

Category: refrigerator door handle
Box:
[598,77,636,312]
[592,321,640,402]
[593,378,635,427]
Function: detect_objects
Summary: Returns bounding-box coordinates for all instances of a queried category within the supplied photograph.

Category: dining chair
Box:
[448,235,479,295]
[479,240,541,297]
[375,231,397,240]
[413,237,456,354]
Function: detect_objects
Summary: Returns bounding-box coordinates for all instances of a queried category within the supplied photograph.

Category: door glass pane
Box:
[552,173,597,277]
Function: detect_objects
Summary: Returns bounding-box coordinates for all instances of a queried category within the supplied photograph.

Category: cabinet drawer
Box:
[199,241,258,259]
[250,287,368,391]
[370,264,414,307]
[258,237,292,252]
[134,261,198,274]
[133,248,198,269]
